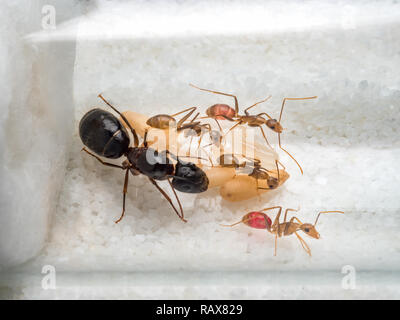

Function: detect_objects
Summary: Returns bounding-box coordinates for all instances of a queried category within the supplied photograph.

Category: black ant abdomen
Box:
[79,108,130,159]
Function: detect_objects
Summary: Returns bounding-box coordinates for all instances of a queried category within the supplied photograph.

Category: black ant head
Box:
[266,119,283,133]
[299,223,320,239]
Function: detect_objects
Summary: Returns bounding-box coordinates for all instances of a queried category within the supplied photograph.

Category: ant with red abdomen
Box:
[189,83,317,177]
[222,207,344,256]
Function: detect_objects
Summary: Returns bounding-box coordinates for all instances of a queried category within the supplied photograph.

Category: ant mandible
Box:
[79,94,209,224]
[222,207,343,256]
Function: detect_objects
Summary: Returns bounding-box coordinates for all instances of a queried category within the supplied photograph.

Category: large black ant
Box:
[79,94,209,224]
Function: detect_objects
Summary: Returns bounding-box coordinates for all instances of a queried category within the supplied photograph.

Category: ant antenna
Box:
[278,96,317,123]
[98,94,140,147]
[314,211,344,226]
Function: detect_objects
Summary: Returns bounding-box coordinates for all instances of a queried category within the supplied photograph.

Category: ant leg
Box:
[220,114,236,122]
[278,133,303,175]
[284,208,299,223]
[191,112,200,123]
[279,96,317,122]
[196,133,203,151]
[259,126,274,151]
[220,217,251,228]
[244,96,272,116]
[81,148,124,169]
[214,118,223,132]
[143,129,148,147]
[189,83,239,116]
[115,169,130,224]
[260,206,282,229]
[189,136,194,156]
[175,107,197,128]
[259,127,280,180]
[294,232,312,256]
[224,121,241,137]
[274,233,278,256]
[199,115,235,123]
[167,178,184,220]
[277,160,286,170]
[148,177,187,223]
[98,94,139,147]
[289,216,304,227]
[171,106,197,118]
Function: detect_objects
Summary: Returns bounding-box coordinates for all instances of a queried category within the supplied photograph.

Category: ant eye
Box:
[304,228,310,232]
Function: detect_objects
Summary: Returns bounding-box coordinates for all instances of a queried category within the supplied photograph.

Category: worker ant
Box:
[217,154,279,189]
[189,84,317,176]
[79,94,209,224]
[189,83,237,132]
[222,207,343,256]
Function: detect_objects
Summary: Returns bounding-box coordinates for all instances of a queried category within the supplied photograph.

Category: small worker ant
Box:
[79,94,209,224]
[222,207,344,256]
[189,84,317,176]
[189,83,237,132]
[217,154,279,189]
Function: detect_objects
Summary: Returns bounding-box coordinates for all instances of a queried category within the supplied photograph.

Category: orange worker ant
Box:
[189,83,317,176]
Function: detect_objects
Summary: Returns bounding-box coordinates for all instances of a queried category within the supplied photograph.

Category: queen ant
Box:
[79,94,209,224]
[222,207,343,256]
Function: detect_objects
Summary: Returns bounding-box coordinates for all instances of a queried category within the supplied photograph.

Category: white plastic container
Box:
[1,0,399,299]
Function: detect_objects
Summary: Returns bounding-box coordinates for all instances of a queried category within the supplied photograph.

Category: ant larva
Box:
[222,207,344,256]
[79,94,209,223]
